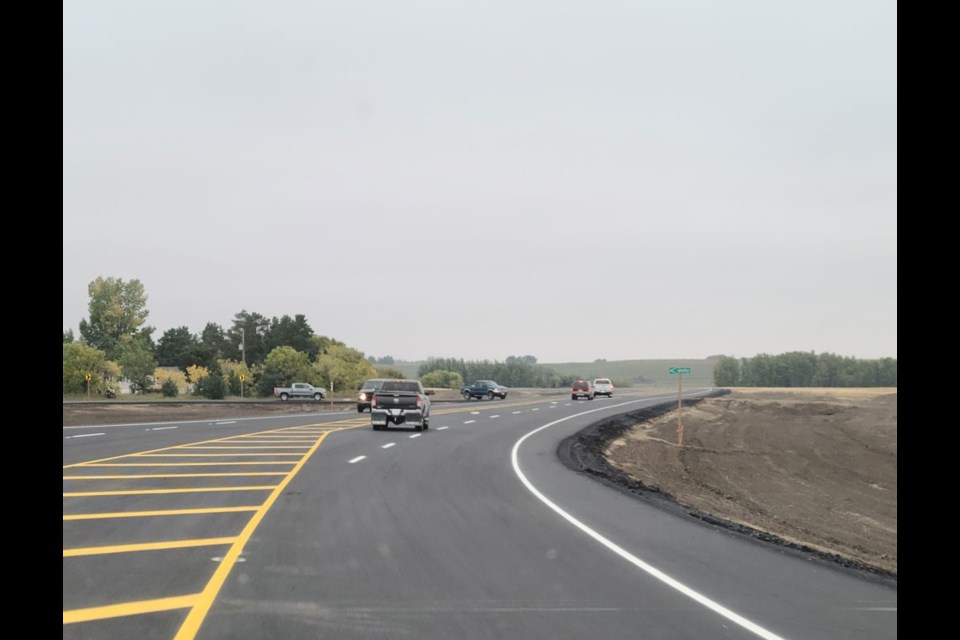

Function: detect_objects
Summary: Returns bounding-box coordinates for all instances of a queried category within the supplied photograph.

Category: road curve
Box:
[63,391,896,639]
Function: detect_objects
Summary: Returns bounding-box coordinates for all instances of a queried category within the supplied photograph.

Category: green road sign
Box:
[669,367,691,374]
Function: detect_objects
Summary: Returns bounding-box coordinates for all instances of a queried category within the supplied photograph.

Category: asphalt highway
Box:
[63,391,897,639]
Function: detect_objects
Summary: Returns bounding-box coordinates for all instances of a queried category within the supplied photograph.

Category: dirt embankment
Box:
[560,388,897,578]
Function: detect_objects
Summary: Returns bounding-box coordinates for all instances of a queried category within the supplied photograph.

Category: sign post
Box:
[84,373,92,399]
[668,367,691,446]
[239,374,245,399]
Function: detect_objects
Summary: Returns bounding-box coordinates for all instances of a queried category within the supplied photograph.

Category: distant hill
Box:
[392,359,715,387]
[542,359,715,386]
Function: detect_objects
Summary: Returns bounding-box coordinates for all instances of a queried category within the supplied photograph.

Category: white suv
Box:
[593,378,614,397]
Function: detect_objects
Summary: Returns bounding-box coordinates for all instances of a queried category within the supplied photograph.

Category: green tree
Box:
[197,322,228,365]
[156,326,202,370]
[227,310,270,366]
[63,343,120,394]
[120,340,158,392]
[264,314,317,357]
[712,356,741,386]
[314,345,377,393]
[78,277,152,360]
[161,378,179,397]
[196,361,226,399]
[256,346,313,396]
[63,329,75,344]
[421,370,464,389]
[374,366,406,379]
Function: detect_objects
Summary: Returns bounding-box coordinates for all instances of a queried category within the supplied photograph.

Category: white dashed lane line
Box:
[149,426,179,431]
[532,408,540,412]
[348,456,367,464]
[437,426,449,431]
[409,434,422,439]
[381,443,396,449]
[512,411,522,414]
[464,420,476,424]
[215,421,237,425]
[65,433,105,439]
[470,411,480,415]
[490,415,500,419]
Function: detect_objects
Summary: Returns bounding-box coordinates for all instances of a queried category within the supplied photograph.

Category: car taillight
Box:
[416,396,423,408]
[371,395,377,408]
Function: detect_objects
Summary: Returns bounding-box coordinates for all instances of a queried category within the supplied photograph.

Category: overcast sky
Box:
[63,0,897,363]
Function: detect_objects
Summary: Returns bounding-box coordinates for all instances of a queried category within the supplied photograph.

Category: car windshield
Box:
[64,3,896,638]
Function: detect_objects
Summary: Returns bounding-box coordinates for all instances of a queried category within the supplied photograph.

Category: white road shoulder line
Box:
[348,456,366,464]
[510,393,783,640]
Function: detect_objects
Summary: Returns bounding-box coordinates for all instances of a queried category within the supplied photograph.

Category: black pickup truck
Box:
[370,379,432,431]
[461,380,508,401]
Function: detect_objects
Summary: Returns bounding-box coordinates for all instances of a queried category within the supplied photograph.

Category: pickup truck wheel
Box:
[357,406,364,413]
[462,392,471,401]
[280,393,289,401]
[486,391,494,400]
[313,393,322,401]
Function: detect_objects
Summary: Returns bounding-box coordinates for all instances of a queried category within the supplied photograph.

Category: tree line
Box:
[417,356,570,388]
[712,352,897,387]
[63,277,403,398]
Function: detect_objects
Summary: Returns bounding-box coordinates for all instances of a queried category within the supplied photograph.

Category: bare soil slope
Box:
[604,388,897,575]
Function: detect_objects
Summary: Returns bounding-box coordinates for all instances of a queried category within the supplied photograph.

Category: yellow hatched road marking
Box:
[63,472,288,479]
[64,506,260,521]
[64,594,200,624]
[64,420,353,469]
[132,453,304,457]
[84,462,297,467]
[62,422,369,627]
[173,430,334,639]
[64,536,237,557]
[178,445,312,450]
[64,486,276,497]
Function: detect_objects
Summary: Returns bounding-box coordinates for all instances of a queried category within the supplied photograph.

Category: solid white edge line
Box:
[348,456,366,464]
[510,393,786,640]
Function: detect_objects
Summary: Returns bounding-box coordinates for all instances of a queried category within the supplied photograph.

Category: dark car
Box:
[461,380,508,400]
[357,378,389,413]
[571,378,595,400]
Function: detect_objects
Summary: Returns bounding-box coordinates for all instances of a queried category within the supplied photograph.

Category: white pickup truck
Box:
[592,378,614,397]
[272,382,327,401]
